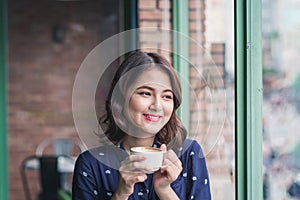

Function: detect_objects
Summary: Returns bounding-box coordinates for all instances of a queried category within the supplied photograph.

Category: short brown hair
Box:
[99,51,187,150]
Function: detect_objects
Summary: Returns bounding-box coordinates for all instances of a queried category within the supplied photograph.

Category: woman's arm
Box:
[186,141,211,200]
[72,153,99,200]
[155,185,180,200]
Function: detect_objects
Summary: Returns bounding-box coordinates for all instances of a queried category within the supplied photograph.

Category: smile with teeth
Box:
[143,114,162,122]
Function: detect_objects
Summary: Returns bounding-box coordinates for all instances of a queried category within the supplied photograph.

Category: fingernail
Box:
[147,168,153,172]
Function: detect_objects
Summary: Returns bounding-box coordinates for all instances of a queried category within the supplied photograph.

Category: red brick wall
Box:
[7,1,118,199]
[139,0,172,60]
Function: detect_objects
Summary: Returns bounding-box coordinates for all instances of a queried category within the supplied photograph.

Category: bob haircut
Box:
[100,51,187,150]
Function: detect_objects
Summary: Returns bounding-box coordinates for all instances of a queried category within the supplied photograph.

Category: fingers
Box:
[158,146,182,182]
[117,155,150,195]
[160,144,167,152]
[120,171,147,186]
[115,170,147,197]
[160,158,182,179]
[162,149,182,170]
[120,155,153,173]
[119,154,152,185]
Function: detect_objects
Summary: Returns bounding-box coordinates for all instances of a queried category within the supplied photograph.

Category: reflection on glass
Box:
[139,0,235,198]
[191,0,235,198]
[263,0,300,199]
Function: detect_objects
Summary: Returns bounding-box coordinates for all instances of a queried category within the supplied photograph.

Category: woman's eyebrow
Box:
[136,85,173,93]
[136,85,154,91]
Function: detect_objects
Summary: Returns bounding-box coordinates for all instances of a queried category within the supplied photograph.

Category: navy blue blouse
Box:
[72,139,211,200]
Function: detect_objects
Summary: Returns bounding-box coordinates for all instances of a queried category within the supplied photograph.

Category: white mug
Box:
[130,147,163,173]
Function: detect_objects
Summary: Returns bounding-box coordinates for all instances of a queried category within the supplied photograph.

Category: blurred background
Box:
[262,0,300,199]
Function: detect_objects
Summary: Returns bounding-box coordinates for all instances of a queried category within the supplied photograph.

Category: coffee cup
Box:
[130,147,163,172]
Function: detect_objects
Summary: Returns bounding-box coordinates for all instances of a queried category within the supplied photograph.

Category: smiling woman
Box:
[127,68,174,137]
[72,51,212,200]
[107,52,183,149]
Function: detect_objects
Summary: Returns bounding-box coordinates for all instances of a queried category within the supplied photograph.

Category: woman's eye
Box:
[163,94,173,100]
[138,91,151,96]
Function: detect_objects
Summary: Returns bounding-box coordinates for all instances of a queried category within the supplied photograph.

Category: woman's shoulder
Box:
[179,139,205,158]
[76,149,96,165]
[182,139,202,150]
[76,145,127,170]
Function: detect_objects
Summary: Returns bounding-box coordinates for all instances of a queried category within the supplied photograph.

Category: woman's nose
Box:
[149,104,163,111]
[149,97,162,111]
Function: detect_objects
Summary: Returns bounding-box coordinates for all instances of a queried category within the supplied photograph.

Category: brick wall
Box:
[8,1,118,199]
[139,0,172,60]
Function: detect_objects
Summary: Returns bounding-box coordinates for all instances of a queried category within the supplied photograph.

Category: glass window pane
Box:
[140,0,235,198]
[263,0,300,199]
[204,0,235,198]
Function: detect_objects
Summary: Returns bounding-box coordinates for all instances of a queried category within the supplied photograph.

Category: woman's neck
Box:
[122,135,155,153]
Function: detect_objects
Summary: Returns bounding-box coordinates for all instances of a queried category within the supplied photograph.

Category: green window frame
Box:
[235,0,263,199]
[172,0,190,131]
[0,0,8,199]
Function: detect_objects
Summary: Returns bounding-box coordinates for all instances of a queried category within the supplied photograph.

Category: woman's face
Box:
[127,67,174,137]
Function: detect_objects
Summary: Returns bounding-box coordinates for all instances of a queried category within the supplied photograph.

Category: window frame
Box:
[172,0,190,131]
[0,0,8,199]
[235,0,263,199]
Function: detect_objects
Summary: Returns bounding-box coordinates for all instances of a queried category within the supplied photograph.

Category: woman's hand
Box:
[153,144,182,199]
[112,155,152,200]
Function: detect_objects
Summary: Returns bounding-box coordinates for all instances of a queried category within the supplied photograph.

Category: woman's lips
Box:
[143,114,162,122]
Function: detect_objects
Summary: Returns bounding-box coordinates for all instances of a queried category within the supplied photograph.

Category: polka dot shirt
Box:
[72,139,211,199]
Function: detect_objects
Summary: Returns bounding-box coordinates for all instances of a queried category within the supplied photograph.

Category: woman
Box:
[72,51,211,199]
